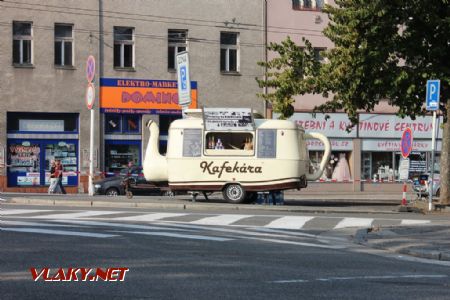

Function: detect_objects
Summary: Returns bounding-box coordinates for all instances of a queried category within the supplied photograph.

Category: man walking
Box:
[55,160,67,194]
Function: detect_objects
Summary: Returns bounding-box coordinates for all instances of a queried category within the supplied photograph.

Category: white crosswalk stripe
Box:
[1,209,52,215]
[31,211,118,219]
[114,230,234,242]
[264,216,314,229]
[190,214,252,226]
[1,227,118,238]
[112,213,187,222]
[401,219,431,225]
[334,217,374,229]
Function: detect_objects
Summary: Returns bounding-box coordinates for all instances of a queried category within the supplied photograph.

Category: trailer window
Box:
[204,132,254,156]
[183,129,202,157]
[257,129,277,158]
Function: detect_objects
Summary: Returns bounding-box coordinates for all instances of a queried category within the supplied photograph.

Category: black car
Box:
[93,167,169,197]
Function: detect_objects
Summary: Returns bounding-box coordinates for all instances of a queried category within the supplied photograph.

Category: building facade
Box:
[0,0,265,192]
[267,0,442,192]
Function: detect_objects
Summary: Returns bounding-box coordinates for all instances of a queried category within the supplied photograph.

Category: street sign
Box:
[400,127,413,159]
[426,79,440,111]
[398,158,410,181]
[86,83,95,110]
[176,51,191,107]
[86,55,96,83]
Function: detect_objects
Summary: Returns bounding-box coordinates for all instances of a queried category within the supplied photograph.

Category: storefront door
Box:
[7,139,78,187]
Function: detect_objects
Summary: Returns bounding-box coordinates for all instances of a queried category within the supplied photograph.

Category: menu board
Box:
[183,129,202,157]
[257,129,277,158]
[203,108,254,131]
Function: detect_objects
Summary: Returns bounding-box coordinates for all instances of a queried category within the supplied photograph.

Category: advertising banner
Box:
[203,108,254,131]
[100,78,197,114]
[359,114,443,139]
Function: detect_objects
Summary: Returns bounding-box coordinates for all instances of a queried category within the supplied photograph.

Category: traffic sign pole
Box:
[425,79,440,211]
[86,55,96,196]
[429,111,437,211]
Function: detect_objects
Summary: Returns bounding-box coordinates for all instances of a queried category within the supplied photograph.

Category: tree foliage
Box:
[257,0,450,203]
[256,37,320,119]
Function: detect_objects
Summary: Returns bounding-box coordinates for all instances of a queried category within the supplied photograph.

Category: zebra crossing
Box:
[0,207,439,249]
[1,208,434,230]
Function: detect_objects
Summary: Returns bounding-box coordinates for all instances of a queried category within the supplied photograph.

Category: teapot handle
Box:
[304,132,331,181]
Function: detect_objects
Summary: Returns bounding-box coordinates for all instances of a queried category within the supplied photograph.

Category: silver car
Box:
[412,172,441,198]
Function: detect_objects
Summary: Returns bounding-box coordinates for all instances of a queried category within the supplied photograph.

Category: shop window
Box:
[54,24,74,67]
[204,132,253,156]
[310,151,352,181]
[168,29,188,70]
[220,32,239,73]
[7,112,78,133]
[105,114,142,133]
[105,114,122,133]
[362,152,393,181]
[105,142,140,175]
[44,142,77,185]
[114,26,134,69]
[8,142,40,185]
[292,0,325,11]
[124,115,139,133]
[7,139,78,187]
[13,21,33,65]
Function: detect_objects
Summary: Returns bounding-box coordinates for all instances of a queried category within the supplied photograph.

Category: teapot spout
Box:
[143,120,168,182]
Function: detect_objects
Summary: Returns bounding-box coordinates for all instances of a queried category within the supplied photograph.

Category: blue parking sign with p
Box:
[180,66,187,91]
[426,80,440,111]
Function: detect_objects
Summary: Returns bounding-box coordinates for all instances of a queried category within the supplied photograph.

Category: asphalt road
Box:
[2,205,450,299]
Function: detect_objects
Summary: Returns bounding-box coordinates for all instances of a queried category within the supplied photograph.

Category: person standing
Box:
[48,161,59,194]
[56,160,66,194]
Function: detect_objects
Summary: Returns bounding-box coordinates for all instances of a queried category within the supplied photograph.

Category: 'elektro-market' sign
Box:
[100,78,197,114]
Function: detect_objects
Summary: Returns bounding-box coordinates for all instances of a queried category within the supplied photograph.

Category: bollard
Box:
[401,182,407,206]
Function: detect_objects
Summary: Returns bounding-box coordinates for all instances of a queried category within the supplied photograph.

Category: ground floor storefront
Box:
[0,77,197,193]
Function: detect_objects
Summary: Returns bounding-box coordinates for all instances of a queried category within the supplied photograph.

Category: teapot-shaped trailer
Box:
[143,109,331,203]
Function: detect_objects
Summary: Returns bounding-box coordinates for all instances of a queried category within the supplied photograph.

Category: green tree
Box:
[256,36,320,119]
[258,0,450,204]
[317,0,450,204]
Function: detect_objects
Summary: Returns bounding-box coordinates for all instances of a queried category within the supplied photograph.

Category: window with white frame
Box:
[114,27,134,68]
[54,24,74,67]
[292,0,325,10]
[220,32,239,73]
[168,29,188,70]
[13,21,33,65]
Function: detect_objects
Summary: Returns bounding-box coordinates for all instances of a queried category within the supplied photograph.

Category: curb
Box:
[6,197,400,214]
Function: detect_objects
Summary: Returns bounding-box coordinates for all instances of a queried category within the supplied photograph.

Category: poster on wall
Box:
[17,173,40,186]
[203,108,254,131]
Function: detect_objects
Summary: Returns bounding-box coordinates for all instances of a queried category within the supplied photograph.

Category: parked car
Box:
[412,170,441,198]
[94,167,171,197]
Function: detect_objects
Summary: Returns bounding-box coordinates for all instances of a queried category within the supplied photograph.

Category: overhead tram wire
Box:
[0,1,327,38]
[0,21,263,48]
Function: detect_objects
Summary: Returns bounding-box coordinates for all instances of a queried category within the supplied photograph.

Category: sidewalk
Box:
[0,191,409,214]
[356,225,450,262]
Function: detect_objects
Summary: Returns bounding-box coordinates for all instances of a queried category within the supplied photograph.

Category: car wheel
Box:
[105,187,119,197]
[223,184,246,204]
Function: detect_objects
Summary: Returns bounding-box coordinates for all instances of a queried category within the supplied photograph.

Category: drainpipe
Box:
[263,0,268,118]
[98,0,105,175]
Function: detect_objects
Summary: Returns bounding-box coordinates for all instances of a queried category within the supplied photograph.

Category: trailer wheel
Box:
[223,184,246,204]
